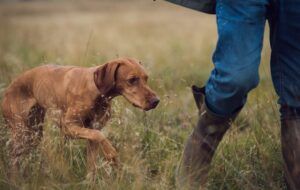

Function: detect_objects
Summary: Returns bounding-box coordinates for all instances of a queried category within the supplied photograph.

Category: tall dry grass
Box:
[0,1,285,189]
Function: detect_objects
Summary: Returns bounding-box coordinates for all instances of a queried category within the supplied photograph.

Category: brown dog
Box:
[1,58,159,176]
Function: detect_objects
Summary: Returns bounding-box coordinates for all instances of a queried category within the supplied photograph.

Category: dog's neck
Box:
[99,89,120,103]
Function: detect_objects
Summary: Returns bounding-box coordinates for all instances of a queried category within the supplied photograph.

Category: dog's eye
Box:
[128,77,139,85]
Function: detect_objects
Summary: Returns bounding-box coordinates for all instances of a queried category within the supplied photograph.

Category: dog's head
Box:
[94,58,159,111]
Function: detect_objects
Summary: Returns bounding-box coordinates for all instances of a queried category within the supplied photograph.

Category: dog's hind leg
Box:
[3,97,45,180]
[26,103,46,148]
[8,118,32,181]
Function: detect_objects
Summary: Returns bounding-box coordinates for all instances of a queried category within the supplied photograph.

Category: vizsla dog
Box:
[1,58,159,177]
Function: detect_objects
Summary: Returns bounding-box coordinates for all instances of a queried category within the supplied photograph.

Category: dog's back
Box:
[1,65,86,126]
[2,65,94,114]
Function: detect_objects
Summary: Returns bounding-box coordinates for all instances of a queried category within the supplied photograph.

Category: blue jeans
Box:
[205,0,300,119]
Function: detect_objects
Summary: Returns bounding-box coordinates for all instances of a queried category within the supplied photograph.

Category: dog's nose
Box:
[150,97,160,108]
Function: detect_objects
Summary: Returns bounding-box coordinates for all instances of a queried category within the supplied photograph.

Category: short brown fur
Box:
[1,58,159,178]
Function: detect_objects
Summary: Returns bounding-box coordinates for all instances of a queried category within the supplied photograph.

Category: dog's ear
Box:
[94,61,121,95]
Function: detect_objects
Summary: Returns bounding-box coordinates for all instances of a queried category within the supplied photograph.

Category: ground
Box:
[0,1,285,189]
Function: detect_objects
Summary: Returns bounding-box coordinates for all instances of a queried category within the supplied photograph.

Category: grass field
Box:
[0,1,285,189]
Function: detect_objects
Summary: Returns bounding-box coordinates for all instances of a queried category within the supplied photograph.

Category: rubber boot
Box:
[176,85,239,190]
[281,111,300,190]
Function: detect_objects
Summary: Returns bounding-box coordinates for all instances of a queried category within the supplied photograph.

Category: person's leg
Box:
[177,0,269,189]
[205,1,269,116]
[269,1,300,189]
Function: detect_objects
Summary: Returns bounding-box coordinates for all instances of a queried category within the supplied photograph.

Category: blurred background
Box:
[0,1,284,189]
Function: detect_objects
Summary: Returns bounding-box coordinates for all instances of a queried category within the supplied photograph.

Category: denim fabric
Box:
[165,0,216,14]
[204,0,300,119]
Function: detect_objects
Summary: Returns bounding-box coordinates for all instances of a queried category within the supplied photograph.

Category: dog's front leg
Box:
[61,109,118,163]
[86,140,100,173]
[62,124,117,161]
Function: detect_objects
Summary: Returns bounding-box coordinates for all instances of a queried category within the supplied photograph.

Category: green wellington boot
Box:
[176,85,240,190]
[281,116,300,190]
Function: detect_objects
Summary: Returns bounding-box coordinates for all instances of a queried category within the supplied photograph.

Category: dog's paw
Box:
[100,139,118,161]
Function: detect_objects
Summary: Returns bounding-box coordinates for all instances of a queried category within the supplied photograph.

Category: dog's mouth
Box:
[127,96,159,111]
[132,103,154,111]
[143,107,152,111]
[132,103,140,108]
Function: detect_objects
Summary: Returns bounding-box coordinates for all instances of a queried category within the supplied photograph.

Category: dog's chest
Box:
[85,99,112,130]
